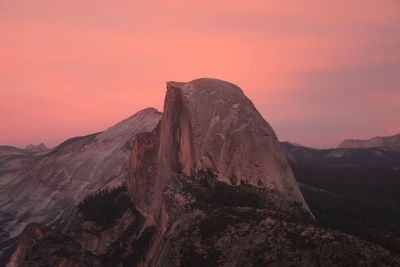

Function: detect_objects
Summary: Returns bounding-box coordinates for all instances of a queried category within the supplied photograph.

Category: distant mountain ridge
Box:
[282,141,400,169]
[339,133,400,149]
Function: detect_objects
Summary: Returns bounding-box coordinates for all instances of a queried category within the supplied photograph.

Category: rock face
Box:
[7,79,400,266]
[66,186,141,257]
[339,133,400,148]
[128,78,310,222]
[0,108,161,264]
[125,78,312,265]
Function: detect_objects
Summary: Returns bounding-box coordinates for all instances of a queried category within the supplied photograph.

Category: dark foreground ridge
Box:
[8,172,400,266]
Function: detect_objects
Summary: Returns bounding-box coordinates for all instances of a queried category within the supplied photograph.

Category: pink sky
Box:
[1,0,399,148]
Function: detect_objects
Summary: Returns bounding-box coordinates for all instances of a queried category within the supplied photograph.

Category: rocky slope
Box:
[8,172,400,266]
[0,108,161,264]
[339,133,400,148]
[7,223,99,267]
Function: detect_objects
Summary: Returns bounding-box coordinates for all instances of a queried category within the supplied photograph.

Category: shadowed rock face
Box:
[0,108,161,264]
[339,133,400,148]
[128,78,310,220]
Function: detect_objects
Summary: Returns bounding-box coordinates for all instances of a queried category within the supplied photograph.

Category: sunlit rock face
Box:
[128,78,310,222]
[339,134,400,148]
[0,108,161,263]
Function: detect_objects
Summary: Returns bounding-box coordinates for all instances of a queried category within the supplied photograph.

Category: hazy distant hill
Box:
[339,134,400,149]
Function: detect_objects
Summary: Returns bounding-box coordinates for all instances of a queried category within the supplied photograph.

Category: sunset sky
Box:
[1,0,399,148]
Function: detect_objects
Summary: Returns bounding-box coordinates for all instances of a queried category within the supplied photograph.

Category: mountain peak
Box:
[128,78,311,221]
[96,108,161,143]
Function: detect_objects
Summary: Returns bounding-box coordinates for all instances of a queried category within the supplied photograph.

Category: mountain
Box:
[0,108,161,265]
[24,143,49,154]
[125,78,311,264]
[339,133,400,148]
[128,78,310,222]
[282,142,400,254]
[6,79,400,266]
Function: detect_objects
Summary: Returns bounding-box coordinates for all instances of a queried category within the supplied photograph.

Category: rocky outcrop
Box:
[152,172,400,266]
[0,108,161,265]
[67,186,141,256]
[8,173,400,266]
[339,133,400,148]
[7,223,99,267]
[125,78,312,265]
[128,78,310,221]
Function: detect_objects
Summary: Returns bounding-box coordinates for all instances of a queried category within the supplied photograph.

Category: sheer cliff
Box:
[128,78,310,221]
